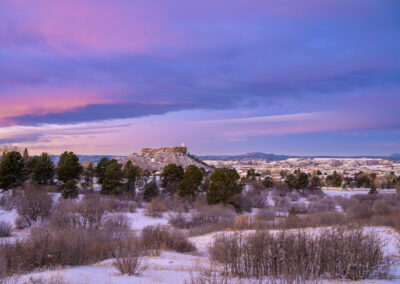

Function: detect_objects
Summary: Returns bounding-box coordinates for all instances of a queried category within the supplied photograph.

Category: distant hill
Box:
[388,153,400,160]
[197,152,400,161]
[196,152,293,161]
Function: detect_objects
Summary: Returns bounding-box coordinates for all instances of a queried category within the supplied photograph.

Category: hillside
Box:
[124,151,211,171]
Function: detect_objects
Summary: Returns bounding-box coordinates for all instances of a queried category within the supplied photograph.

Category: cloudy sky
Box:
[0,0,399,155]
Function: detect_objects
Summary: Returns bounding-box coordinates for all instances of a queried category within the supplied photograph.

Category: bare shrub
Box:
[229,194,253,213]
[185,266,230,284]
[50,197,107,231]
[256,207,275,220]
[22,274,68,284]
[373,199,395,216]
[292,201,308,214]
[74,196,107,230]
[333,195,359,210]
[14,187,53,226]
[113,237,148,276]
[0,221,11,237]
[282,211,346,229]
[162,194,192,213]
[348,202,373,221]
[233,215,254,230]
[144,197,167,218]
[170,204,236,236]
[246,181,268,208]
[210,229,390,280]
[15,215,30,230]
[272,196,291,211]
[289,192,300,201]
[307,196,335,213]
[102,213,130,239]
[107,195,136,213]
[141,225,195,255]
[0,226,115,275]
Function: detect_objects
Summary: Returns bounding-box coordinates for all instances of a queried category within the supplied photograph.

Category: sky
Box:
[0,0,399,156]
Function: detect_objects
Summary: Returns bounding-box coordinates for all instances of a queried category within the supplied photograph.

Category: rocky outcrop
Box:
[141,146,187,155]
[124,150,211,172]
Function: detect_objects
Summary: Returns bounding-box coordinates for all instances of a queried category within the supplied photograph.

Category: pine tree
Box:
[32,153,55,185]
[95,157,110,185]
[0,151,25,190]
[161,163,184,195]
[206,168,242,204]
[143,180,159,202]
[83,162,95,190]
[56,151,82,199]
[62,180,79,199]
[262,176,274,188]
[178,165,204,199]
[101,159,123,194]
[123,161,141,194]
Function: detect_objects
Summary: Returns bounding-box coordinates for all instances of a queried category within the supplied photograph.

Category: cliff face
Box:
[125,150,210,171]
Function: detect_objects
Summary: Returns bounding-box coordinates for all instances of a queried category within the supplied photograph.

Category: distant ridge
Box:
[196,152,400,161]
[196,152,292,161]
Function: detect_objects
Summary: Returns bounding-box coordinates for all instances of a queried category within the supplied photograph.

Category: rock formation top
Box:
[125,146,211,172]
[141,146,187,155]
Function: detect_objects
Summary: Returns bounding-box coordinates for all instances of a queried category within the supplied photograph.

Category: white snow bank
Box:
[19,251,210,284]
[0,208,18,228]
[123,208,169,231]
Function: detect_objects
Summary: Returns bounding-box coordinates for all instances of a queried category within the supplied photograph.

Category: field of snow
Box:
[18,251,211,284]
[15,225,400,283]
[2,190,400,283]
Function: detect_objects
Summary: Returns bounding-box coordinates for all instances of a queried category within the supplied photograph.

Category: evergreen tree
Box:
[262,176,274,188]
[56,151,82,198]
[368,184,377,194]
[296,171,309,189]
[310,175,322,189]
[325,171,343,187]
[285,174,297,190]
[95,157,110,185]
[0,151,25,190]
[143,180,159,202]
[32,153,55,185]
[161,163,184,195]
[62,180,79,199]
[246,168,259,180]
[123,160,141,194]
[101,159,123,194]
[206,168,242,204]
[178,165,204,199]
[25,156,39,179]
[83,162,95,190]
[56,152,82,184]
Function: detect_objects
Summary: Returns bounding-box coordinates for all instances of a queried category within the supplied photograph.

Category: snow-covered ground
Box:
[2,189,400,283]
[14,225,400,283]
[0,208,18,228]
[18,251,210,284]
[123,208,170,231]
[323,188,396,197]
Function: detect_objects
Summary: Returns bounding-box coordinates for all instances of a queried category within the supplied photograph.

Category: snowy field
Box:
[1,189,400,283]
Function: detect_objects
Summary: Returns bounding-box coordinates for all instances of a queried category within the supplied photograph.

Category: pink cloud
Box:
[0,89,112,125]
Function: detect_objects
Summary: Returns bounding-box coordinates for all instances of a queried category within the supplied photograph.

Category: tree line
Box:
[0,149,246,208]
